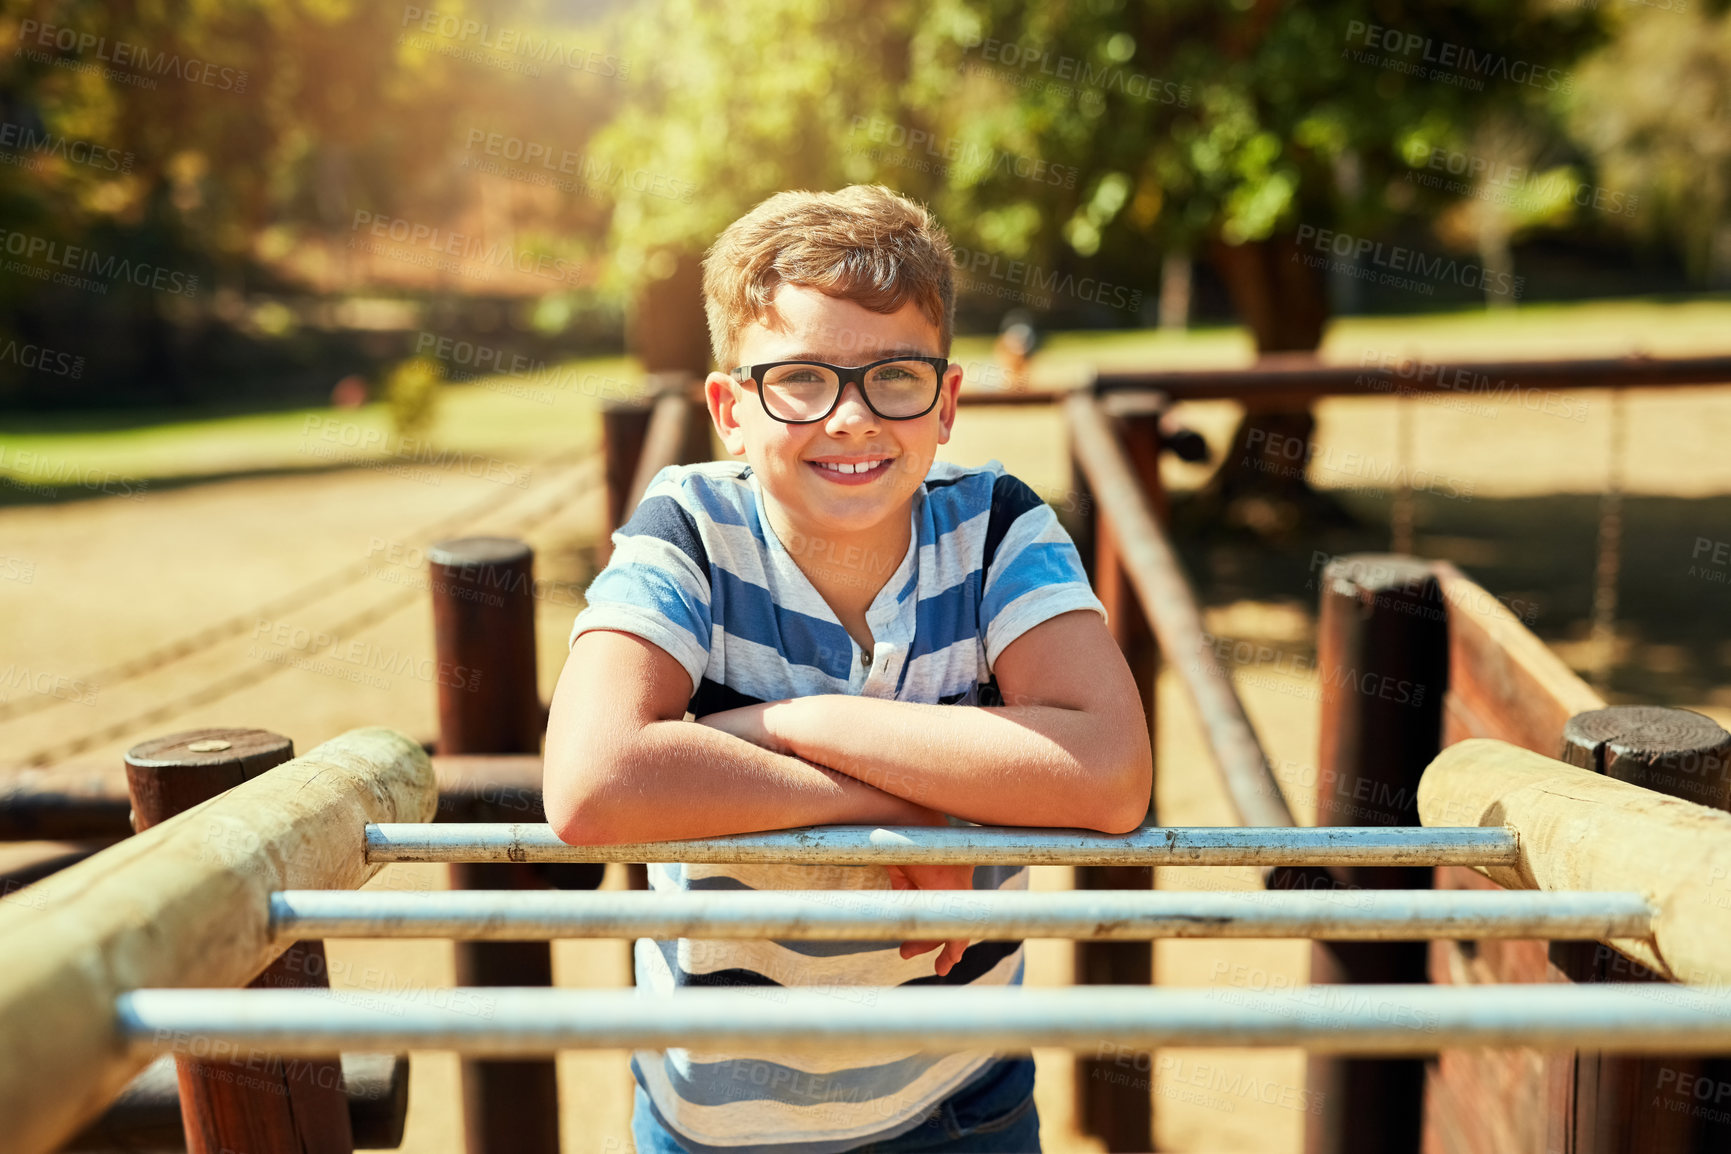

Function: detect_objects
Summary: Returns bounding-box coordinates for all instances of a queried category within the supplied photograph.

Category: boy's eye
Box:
[764,365,831,385]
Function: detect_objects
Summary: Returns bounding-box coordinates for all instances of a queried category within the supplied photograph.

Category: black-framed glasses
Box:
[729,356,948,423]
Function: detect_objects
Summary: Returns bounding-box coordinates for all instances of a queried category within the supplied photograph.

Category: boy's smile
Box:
[708,284,963,605]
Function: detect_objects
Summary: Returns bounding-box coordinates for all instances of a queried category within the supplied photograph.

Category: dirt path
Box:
[5,359,1730,1150]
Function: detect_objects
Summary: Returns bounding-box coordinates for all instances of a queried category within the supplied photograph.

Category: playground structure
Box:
[4,354,1731,1154]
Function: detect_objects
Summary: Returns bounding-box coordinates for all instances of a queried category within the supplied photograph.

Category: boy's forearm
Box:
[552,720,932,846]
[763,695,1147,832]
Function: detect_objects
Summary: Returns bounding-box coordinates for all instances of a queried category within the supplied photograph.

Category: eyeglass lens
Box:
[758,361,938,421]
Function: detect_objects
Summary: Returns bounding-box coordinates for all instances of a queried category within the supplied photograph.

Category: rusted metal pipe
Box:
[1066,393,1296,828]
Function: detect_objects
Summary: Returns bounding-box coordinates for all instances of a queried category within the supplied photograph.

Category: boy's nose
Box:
[828,379,879,426]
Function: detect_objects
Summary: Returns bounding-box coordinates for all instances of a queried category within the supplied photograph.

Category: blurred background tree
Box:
[2,0,1724,540]
[1567,4,1731,290]
[383,354,441,437]
[585,0,1610,534]
[0,0,620,409]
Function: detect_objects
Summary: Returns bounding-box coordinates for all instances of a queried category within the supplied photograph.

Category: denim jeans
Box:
[630,1055,1041,1153]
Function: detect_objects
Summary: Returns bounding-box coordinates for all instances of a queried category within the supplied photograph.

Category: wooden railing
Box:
[1066,390,1295,830]
[0,728,434,1154]
[7,353,1731,1154]
[15,731,1731,1154]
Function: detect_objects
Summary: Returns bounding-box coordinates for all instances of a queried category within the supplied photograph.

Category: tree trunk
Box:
[1178,232,1358,540]
[629,248,712,376]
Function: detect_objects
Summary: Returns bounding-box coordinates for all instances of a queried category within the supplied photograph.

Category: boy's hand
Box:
[700,703,972,973]
[886,861,974,977]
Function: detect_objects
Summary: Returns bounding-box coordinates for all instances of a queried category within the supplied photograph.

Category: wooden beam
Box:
[1417,738,1731,985]
[0,727,433,1154]
[1431,561,1605,755]
[125,729,351,1154]
[1,755,547,841]
[1091,353,1731,403]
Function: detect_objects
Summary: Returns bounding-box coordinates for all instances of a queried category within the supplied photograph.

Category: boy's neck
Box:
[763,497,914,617]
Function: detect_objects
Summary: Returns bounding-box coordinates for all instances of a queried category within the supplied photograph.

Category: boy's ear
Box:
[935,363,963,446]
[707,371,748,456]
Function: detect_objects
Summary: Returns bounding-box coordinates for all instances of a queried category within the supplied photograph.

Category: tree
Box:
[583,0,1607,537]
[0,0,620,406]
[1567,3,1731,289]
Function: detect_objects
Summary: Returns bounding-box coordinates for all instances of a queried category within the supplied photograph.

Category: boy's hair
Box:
[701,184,956,372]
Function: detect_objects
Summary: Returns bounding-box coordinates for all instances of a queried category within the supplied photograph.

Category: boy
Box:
[544,184,1152,1153]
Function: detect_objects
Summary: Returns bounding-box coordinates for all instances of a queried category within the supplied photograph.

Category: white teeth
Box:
[815,459,885,475]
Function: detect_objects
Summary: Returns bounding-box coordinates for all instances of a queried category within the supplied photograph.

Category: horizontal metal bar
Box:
[363,823,1519,867]
[271,889,1652,943]
[118,985,1731,1057]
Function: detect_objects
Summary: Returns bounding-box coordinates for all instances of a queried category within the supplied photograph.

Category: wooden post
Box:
[0,727,432,1154]
[1067,448,1097,589]
[599,375,709,569]
[646,369,712,466]
[65,1054,410,1152]
[1420,561,1608,1154]
[1561,705,1731,812]
[600,398,653,570]
[428,539,562,1154]
[601,378,707,894]
[617,243,711,566]
[1072,403,1159,1153]
[124,728,353,1154]
[599,398,648,897]
[628,249,710,379]
[1551,706,1731,1154]
[1305,555,1447,1154]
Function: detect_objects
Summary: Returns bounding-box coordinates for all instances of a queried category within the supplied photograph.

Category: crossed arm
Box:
[543,608,1153,843]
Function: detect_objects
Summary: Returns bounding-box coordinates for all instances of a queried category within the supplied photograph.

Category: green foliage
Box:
[579,0,1613,306]
[1567,4,1731,284]
[383,355,440,437]
[1,0,620,291]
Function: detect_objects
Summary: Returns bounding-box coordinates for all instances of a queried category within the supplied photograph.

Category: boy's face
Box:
[708,283,962,540]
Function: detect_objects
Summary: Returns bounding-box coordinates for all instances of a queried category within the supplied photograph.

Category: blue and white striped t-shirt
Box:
[567,456,1107,1153]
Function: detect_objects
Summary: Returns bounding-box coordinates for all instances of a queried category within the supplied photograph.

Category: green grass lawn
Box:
[3,295,1728,490]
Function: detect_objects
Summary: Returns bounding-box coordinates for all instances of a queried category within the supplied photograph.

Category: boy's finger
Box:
[901,939,940,958]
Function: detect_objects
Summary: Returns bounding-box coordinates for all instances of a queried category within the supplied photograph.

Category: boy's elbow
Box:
[546,791,604,847]
[543,753,620,847]
[1096,740,1153,835]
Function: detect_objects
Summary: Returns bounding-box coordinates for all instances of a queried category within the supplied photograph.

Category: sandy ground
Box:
[3,360,1729,1151]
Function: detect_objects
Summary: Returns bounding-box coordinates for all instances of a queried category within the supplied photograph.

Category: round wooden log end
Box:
[1562,706,1731,809]
[124,728,292,775]
[429,537,533,569]
[124,728,294,831]
[1322,553,1437,602]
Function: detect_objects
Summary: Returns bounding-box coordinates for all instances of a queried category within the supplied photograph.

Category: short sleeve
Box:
[568,467,713,696]
[979,471,1107,670]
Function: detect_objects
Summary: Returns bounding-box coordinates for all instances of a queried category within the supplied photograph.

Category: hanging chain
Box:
[1391,387,1415,556]
[1590,388,1624,695]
